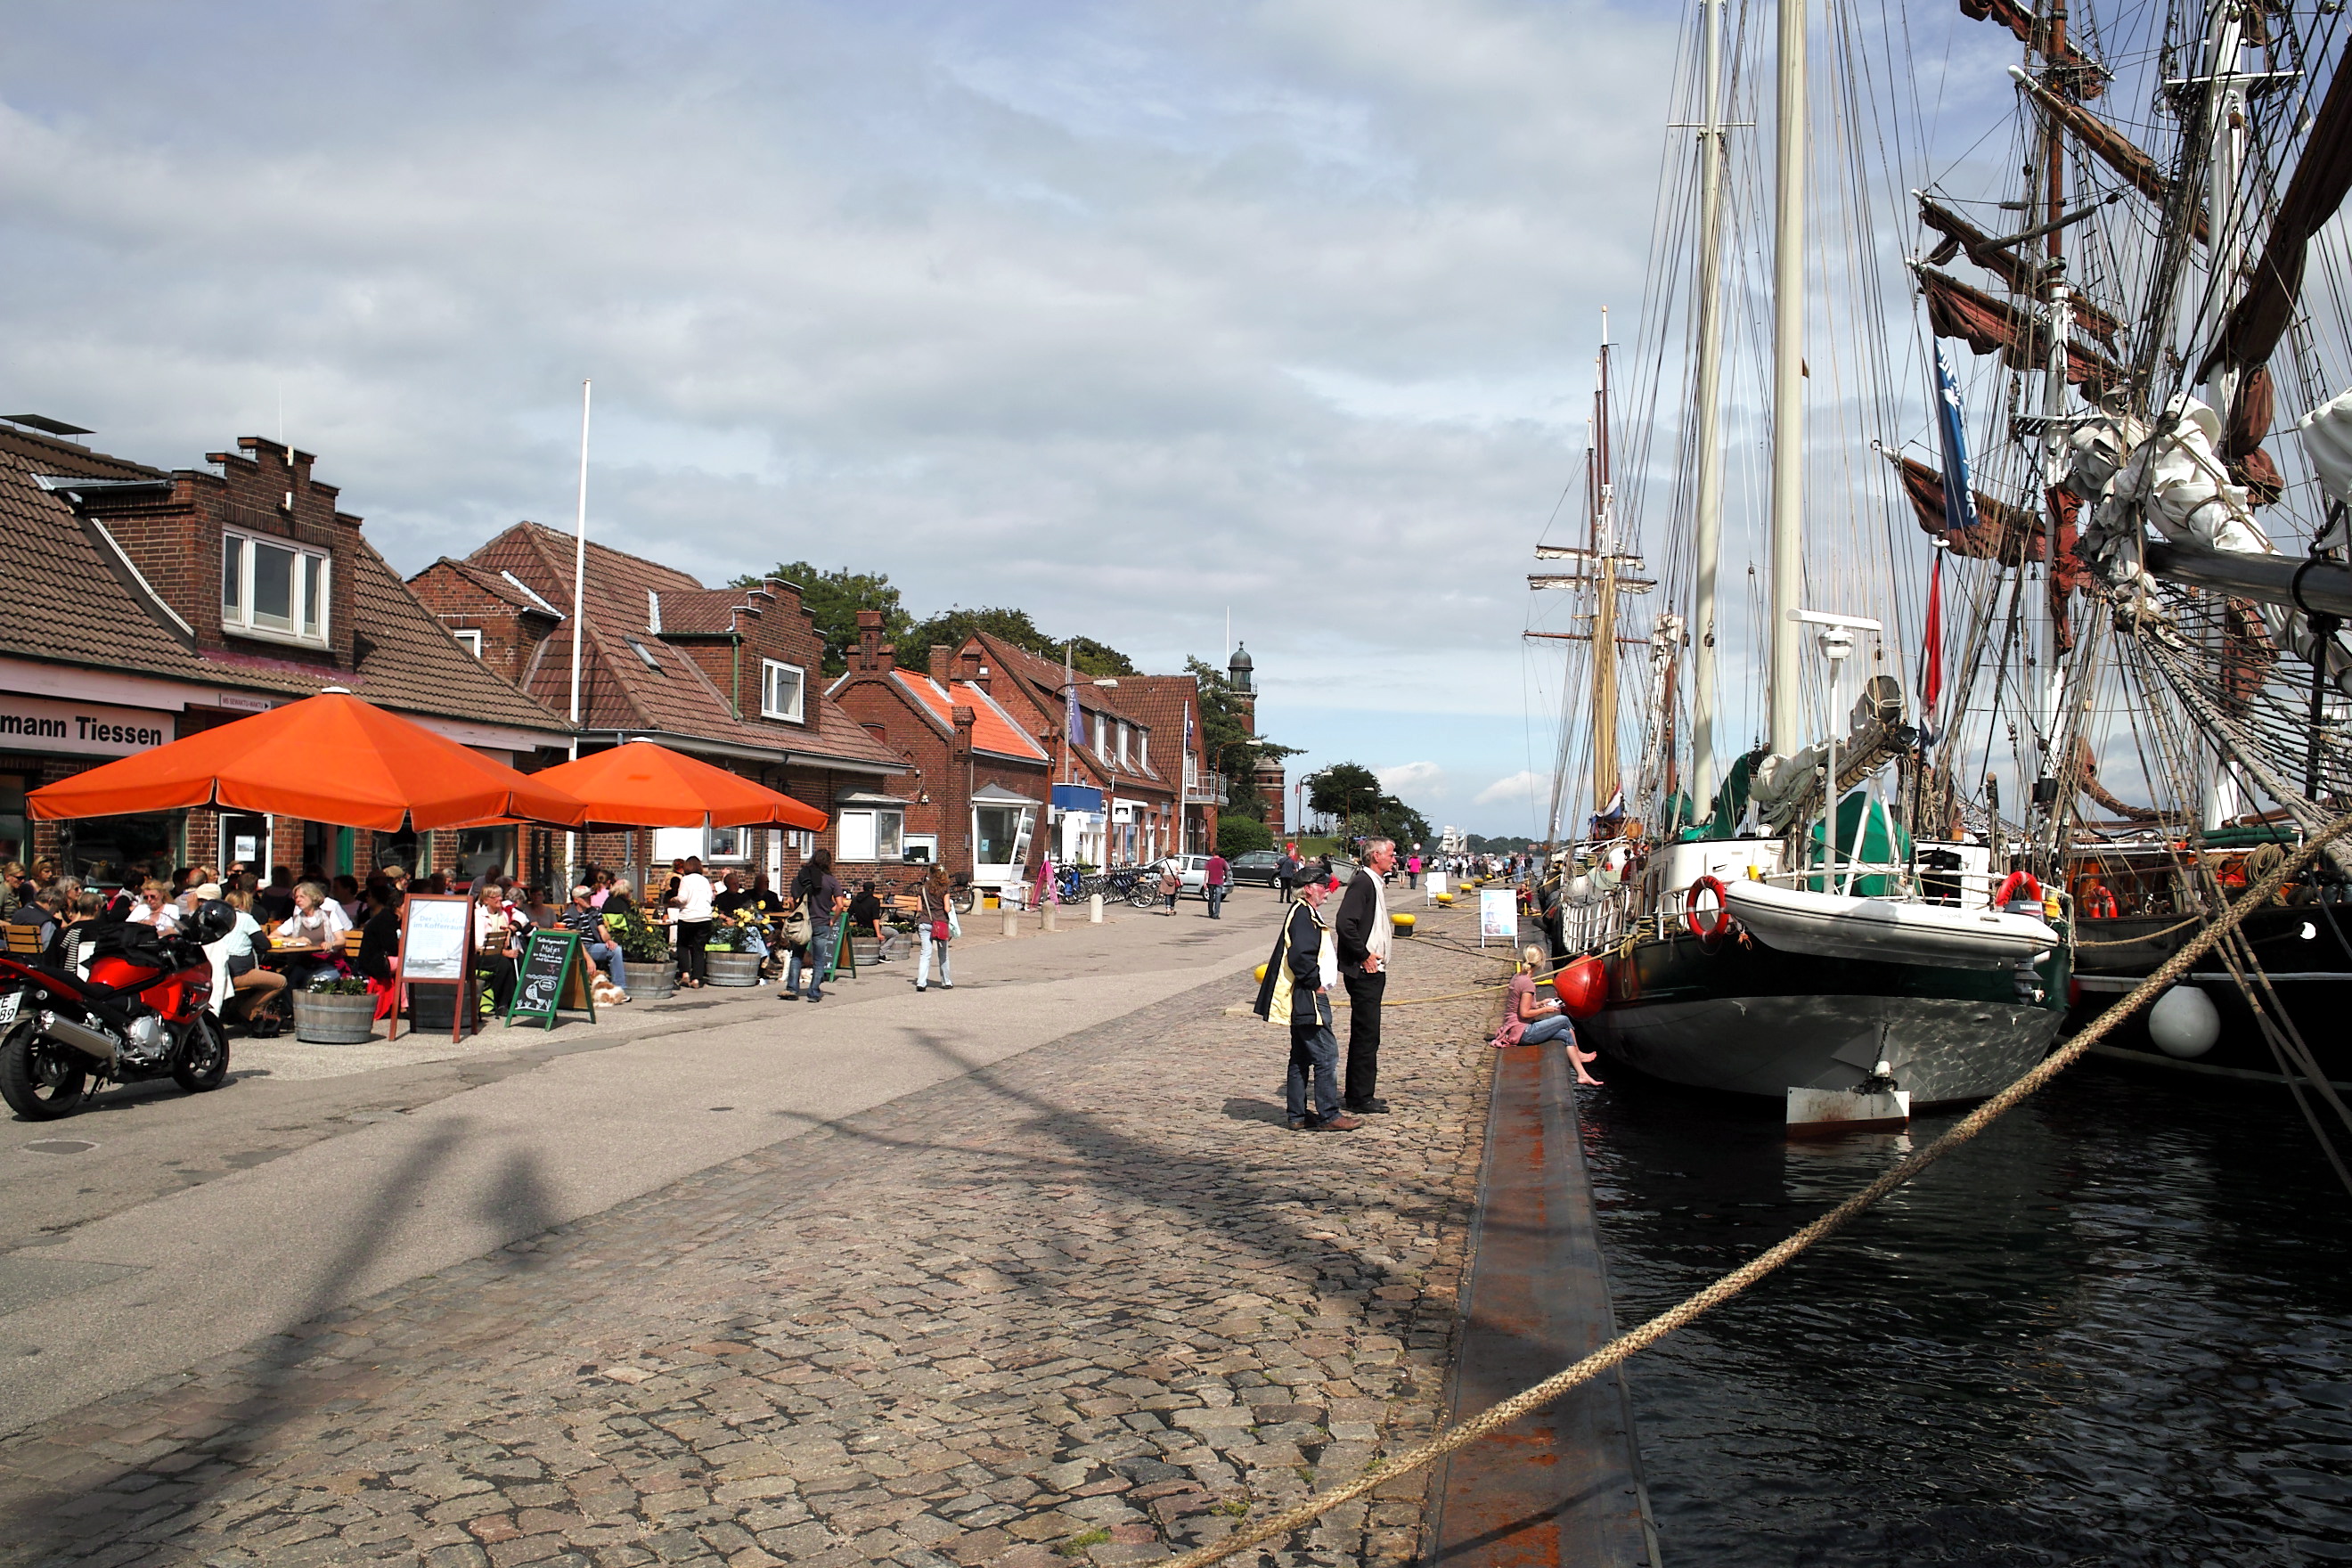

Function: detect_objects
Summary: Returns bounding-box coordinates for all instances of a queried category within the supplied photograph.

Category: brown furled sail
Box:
[2199,53,2352,383]
[1891,453,2042,562]
[2011,70,2209,243]
[1958,0,2104,98]
[1915,194,2124,343]
[1915,267,2126,395]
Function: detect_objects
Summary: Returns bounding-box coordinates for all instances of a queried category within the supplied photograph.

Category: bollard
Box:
[1000,904,1020,938]
[1089,893,1104,924]
[1042,902,1058,932]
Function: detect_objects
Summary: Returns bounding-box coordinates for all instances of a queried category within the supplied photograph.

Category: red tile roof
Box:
[963,632,1168,788]
[459,522,900,772]
[891,674,1050,763]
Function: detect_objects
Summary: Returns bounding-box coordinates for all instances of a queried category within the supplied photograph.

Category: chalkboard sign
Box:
[507,929,594,1030]
[396,894,475,1043]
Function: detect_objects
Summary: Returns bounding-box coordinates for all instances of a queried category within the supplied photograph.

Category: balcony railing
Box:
[1183,772,1227,805]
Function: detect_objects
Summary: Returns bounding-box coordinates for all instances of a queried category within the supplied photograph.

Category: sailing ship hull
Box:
[1581,928,2069,1107]
[2068,906,2352,1089]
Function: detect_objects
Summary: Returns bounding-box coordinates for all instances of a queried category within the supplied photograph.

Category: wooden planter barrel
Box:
[705,951,763,988]
[633,966,678,1000]
[292,990,377,1045]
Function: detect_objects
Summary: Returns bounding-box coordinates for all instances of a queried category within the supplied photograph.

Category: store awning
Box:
[26,691,588,831]
[836,790,911,808]
[532,740,827,830]
[970,783,1041,806]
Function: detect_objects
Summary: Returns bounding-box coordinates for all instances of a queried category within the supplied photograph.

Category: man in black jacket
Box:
[1332,837,1397,1114]
[1253,876,1361,1131]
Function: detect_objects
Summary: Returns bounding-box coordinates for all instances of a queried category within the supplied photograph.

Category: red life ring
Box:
[1993,870,2045,910]
[1685,875,1734,939]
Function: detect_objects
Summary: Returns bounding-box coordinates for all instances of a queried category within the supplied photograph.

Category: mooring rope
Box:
[1164,810,2352,1568]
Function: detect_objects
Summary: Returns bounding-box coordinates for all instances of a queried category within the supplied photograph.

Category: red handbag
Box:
[930,918,951,943]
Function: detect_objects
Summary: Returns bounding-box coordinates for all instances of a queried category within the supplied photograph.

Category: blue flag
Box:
[1934,344,1980,534]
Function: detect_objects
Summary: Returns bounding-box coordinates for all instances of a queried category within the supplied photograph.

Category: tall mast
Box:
[1592,319,1621,812]
[1690,0,1731,812]
[2033,0,2073,847]
[1767,0,1807,755]
[2196,0,2251,831]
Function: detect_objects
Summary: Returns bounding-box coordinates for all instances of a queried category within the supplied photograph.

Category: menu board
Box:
[1479,888,1518,943]
[396,894,474,1043]
[508,929,593,1030]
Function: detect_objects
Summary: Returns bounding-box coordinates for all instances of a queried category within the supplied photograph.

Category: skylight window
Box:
[626,638,662,671]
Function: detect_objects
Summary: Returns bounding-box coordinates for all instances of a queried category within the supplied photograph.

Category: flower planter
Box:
[633,968,678,1000]
[705,951,763,988]
[292,990,378,1045]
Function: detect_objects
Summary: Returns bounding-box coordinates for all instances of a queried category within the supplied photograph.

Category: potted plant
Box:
[609,906,676,1000]
[703,917,764,987]
[292,975,378,1045]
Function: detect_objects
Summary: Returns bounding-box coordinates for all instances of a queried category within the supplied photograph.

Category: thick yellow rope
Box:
[1166,811,2352,1568]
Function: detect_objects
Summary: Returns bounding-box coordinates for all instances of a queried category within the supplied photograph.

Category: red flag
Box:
[1921,551,1945,741]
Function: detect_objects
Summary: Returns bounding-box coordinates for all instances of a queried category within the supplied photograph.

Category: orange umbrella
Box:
[28,691,588,830]
[528,740,827,830]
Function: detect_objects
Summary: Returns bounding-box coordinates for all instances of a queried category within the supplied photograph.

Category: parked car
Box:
[1227,850,1283,886]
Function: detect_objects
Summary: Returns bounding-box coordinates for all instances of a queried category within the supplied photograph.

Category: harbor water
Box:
[1580,1062,2352,1564]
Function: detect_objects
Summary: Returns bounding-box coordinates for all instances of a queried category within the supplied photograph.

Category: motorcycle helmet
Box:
[187,898,238,945]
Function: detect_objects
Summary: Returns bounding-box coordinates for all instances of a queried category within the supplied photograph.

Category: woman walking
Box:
[668,856,715,989]
[915,863,957,992]
[782,850,844,1003]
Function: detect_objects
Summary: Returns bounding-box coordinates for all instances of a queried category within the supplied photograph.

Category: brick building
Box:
[1107,674,1220,855]
[826,611,1053,893]
[0,417,573,886]
[408,523,903,888]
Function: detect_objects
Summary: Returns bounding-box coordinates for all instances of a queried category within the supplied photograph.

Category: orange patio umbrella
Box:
[527,740,827,830]
[28,691,589,830]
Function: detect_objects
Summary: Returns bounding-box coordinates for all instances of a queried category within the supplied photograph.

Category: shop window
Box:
[455,825,514,885]
[760,659,805,722]
[706,826,747,863]
[837,808,903,862]
[902,834,937,865]
[61,811,183,887]
[374,828,422,878]
[223,530,330,646]
[972,805,1034,870]
[0,774,25,867]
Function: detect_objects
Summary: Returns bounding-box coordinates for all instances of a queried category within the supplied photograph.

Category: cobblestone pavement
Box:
[0,915,1509,1568]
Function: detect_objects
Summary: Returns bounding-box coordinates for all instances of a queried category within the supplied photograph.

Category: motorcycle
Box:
[0,901,235,1121]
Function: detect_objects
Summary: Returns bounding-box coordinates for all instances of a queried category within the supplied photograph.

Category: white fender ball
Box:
[2148,984,2221,1059]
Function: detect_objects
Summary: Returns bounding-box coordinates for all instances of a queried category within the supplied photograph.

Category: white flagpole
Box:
[565,379,591,884]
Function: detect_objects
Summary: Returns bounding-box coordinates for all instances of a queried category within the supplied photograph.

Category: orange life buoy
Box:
[1993,870,2044,909]
[1553,955,1607,1018]
[1685,875,1734,939]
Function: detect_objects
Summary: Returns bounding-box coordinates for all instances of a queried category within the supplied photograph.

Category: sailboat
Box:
[1535,0,2075,1120]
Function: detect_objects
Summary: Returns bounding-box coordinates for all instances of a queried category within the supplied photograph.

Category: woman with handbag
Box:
[916,864,957,992]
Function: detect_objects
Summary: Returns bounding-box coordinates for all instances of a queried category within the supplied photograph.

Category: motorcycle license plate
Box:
[0,992,19,1028]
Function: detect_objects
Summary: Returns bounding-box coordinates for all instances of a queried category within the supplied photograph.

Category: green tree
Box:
[1308,763,1385,834]
[1216,815,1273,856]
[738,561,911,676]
[899,608,1137,677]
[1186,657,1298,822]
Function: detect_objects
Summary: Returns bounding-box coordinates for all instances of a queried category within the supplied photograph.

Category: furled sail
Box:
[1915,195,2123,343]
[2009,69,2208,243]
[1958,0,2104,98]
[1890,453,2040,561]
[1915,267,2124,395]
[2199,54,2352,383]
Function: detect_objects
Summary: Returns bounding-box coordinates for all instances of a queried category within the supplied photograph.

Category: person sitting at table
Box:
[217,888,289,1034]
[56,890,107,975]
[330,875,363,927]
[711,871,771,966]
[9,886,65,955]
[848,879,887,952]
[354,883,404,1020]
[559,885,628,995]
[471,880,521,1013]
[603,877,637,915]
[271,883,345,987]
[127,879,182,936]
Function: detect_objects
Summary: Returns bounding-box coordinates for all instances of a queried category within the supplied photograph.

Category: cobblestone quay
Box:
[0,919,1505,1568]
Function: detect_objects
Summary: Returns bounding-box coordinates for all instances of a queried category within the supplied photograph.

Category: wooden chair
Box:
[4,924,47,958]
[342,929,366,960]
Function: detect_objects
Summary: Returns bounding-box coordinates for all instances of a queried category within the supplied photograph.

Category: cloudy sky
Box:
[1,0,2025,837]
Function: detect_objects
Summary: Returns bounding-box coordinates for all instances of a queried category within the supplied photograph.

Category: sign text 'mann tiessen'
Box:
[0,713,167,747]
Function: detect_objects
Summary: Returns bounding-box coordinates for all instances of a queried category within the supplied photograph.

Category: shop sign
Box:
[0,696,176,757]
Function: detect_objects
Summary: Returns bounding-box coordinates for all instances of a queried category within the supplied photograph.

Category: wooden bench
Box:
[4,924,46,957]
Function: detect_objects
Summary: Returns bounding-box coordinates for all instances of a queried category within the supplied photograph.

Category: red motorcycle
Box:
[0,902,234,1120]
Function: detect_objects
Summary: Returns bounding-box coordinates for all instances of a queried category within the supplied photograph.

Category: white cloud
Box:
[1376,760,1445,799]
[1474,769,1548,808]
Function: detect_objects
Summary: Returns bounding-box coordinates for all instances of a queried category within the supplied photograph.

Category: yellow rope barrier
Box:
[1165,810,2352,1568]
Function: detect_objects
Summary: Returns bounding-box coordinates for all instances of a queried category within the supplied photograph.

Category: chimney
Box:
[854,608,884,673]
[958,647,983,682]
[929,644,952,688]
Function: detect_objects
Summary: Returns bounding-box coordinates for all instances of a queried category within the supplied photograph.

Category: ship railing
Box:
[1650,867,2069,932]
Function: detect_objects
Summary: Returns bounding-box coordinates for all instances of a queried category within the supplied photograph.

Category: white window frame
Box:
[452,628,485,659]
[221,529,331,648]
[1117,723,1131,767]
[837,806,905,862]
[760,658,806,723]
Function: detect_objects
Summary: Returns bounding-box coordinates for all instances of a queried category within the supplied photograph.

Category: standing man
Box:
[1334,837,1396,1115]
[1205,849,1230,919]
[1253,871,1360,1131]
[1275,845,1302,903]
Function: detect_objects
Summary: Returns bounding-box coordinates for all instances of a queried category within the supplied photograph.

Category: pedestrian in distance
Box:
[1333,837,1396,1114]
[1275,846,1302,903]
[1405,850,1422,889]
[1253,871,1361,1131]
[915,863,957,992]
[668,856,715,990]
[1158,859,1182,915]
[782,850,845,1002]
[1205,850,1230,919]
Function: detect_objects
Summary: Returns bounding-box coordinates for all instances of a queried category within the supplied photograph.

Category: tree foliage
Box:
[739,561,912,676]
[1215,814,1273,856]
[1308,760,1430,848]
[897,608,1137,677]
[1186,657,1298,823]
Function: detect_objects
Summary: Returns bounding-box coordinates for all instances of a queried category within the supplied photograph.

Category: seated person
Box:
[331,875,364,927]
[274,883,345,986]
[126,879,182,936]
[848,880,886,949]
[471,881,520,1013]
[712,871,770,961]
[8,887,66,954]
[217,889,289,1030]
[559,885,628,992]
[353,883,404,1018]
[257,868,298,924]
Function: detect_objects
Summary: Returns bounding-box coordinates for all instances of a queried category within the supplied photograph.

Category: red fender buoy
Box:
[1685,875,1734,939]
[1553,954,1607,1018]
[1993,870,2044,910]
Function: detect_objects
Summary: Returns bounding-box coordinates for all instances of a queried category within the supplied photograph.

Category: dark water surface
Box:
[1579,1062,2352,1565]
